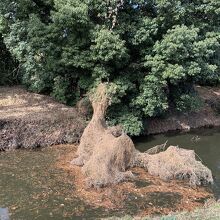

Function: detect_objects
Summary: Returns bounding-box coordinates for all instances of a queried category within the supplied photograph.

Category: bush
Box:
[52,76,70,104]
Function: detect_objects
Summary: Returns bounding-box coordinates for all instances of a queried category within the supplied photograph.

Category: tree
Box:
[0,34,17,85]
[0,0,219,135]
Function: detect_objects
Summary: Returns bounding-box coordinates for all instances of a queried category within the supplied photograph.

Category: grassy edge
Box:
[104,202,220,220]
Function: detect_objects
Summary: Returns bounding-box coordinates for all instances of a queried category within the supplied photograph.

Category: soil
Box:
[145,86,220,135]
[57,145,214,217]
[0,86,86,150]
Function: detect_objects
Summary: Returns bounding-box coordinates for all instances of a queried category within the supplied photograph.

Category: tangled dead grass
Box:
[133,146,213,186]
[71,84,136,187]
[70,83,214,188]
[57,145,214,216]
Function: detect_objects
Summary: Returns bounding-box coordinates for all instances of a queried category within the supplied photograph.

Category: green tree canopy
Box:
[0,0,220,135]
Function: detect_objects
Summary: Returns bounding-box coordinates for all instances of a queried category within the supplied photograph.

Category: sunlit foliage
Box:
[0,0,220,135]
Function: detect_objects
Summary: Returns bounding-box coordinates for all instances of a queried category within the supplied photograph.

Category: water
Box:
[135,127,220,198]
[0,148,108,220]
[0,127,220,219]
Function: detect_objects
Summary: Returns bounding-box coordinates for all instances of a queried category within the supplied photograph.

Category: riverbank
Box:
[57,145,213,217]
[145,86,220,135]
[0,85,218,218]
[105,202,220,220]
[154,202,220,220]
[1,85,220,150]
[0,86,86,150]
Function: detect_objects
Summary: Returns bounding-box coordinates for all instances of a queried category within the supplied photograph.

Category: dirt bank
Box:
[1,85,220,150]
[0,86,86,150]
[145,86,220,135]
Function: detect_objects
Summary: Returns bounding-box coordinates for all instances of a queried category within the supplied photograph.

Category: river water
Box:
[0,127,219,219]
[135,127,220,198]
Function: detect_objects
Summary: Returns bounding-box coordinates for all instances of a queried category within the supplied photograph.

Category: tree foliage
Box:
[0,34,17,85]
[0,0,220,135]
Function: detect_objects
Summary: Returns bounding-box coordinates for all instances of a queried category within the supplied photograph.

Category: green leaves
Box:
[146,24,220,86]
[53,0,89,27]
[131,18,158,46]
[91,29,129,66]
[134,75,168,117]
[0,0,220,135]
[0,35,18,85]
[153,25,199,61]
[175,93,204,112]
[52,75,71,104]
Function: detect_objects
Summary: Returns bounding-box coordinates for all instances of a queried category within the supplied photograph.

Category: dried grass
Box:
[133,146,213,186]
[0,86,86,150]
[71,83,213,188]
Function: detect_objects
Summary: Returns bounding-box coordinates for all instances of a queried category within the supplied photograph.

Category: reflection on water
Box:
[0,208,9,220]
[135,127,220,198]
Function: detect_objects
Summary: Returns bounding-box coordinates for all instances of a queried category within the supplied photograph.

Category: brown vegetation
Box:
[1,85,220,150]
[71,84,136,187]
[57,144,214,216]
[0,86,86,150]
[71,83,213,188]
